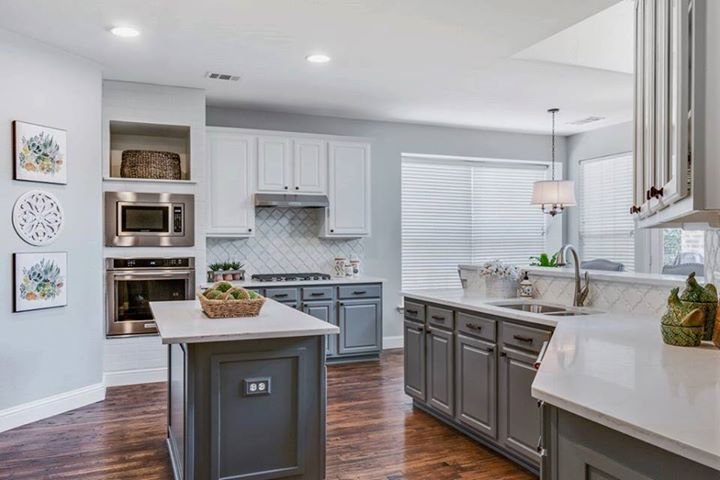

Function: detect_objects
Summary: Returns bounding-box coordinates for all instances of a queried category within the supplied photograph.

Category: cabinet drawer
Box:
[404,300,426,322]
[456,312,496,342]
[301,286,334,301]
[427,305,454,330]
[264,287,299,302]
[502,322,551,353]
[338,284,381,299]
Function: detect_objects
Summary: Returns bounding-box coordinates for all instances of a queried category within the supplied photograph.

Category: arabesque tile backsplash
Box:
[206,208,364,275]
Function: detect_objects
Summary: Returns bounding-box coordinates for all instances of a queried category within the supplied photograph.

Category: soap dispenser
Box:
[519,271,534,298]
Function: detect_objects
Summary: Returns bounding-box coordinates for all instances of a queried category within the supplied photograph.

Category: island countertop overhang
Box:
[151,299,340,344]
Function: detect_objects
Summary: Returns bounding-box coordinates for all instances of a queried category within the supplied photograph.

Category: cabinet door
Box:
[257,136,291,192]
[338,299,381,355]
[426,327,454,417]
[455,334,497,439]
[642,0,656,214]
[206,131,256,236]
[658,0,691,206]
[303,301,336,357]
[293,138,326,193]
[403,320,426,402]
[500,347,540,465]
[326,141,370,237]
[633,0,647,212]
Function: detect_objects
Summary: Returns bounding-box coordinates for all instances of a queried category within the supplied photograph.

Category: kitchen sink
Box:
[489,301,598,317]
[495,303,566,314]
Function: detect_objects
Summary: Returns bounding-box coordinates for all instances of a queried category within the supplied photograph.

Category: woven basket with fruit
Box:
[198,282,265,318]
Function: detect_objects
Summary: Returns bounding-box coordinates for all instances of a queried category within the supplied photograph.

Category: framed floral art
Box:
[13,252,68,312]
[13,121,67,185]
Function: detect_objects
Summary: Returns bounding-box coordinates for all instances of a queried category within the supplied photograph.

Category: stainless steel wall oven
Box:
[105,257,195,337]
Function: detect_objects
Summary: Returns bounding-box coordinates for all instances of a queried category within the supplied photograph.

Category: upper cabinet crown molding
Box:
[633,0,720,228]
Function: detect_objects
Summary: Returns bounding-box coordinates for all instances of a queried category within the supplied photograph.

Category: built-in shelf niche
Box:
[109,120,191,181]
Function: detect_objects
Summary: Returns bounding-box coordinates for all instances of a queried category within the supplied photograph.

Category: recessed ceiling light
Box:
[306,53,331,64]
[110,26,141,38]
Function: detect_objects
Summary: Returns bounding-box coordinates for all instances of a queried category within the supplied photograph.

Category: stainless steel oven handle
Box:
[109,270,195,278]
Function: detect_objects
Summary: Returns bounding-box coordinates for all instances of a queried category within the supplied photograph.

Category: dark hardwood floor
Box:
[0,351,535,480]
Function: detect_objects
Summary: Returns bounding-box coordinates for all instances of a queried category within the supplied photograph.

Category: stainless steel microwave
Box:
[104,192,195,247]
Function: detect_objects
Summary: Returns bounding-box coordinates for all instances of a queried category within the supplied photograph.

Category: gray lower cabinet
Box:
[403,297,549,474]
[426,327,454,417]
[257,283,383,361]
[541,404,720,480]
[455,334,496,439]
[500,346,541,465]
[303,300,337,357]
[403,319,426,402]
[338,298,382,355]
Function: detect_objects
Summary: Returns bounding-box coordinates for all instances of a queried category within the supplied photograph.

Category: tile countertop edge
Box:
[531,385,720,472]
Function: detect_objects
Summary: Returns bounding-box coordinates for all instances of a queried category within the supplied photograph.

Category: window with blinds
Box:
[402,157,548,290]
[578,154,636,272]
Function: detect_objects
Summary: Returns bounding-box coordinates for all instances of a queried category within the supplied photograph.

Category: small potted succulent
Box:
[207,261,245,282]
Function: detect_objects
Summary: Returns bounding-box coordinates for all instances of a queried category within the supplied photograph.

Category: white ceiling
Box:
[0,0,630,135]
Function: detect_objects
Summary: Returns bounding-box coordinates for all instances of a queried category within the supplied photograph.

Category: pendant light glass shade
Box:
[532,107,576,216]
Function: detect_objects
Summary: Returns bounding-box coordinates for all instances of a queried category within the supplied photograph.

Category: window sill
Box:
[525,266,690,288]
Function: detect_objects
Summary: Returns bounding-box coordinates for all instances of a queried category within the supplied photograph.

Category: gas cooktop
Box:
[251,273,332,282]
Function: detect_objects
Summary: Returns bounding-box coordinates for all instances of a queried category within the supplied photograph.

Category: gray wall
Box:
[207,107,566,339]
[565,122,640,266]
[0,30,103,409]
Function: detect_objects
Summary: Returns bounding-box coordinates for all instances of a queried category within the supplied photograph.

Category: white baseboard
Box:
[103,367,167,387]
[0,382,106,434]
[383,335,403,350]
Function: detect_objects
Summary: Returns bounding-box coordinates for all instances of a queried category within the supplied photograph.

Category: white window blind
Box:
[579,154,635,271]
[402,157,548,290]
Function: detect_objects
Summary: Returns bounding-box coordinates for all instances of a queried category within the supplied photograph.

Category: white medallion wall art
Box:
[13,252,68,312]
[13,121,67,184]
[12,190,64,246]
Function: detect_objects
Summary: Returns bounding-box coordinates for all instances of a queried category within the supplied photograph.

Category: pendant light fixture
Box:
[531,108,576,216]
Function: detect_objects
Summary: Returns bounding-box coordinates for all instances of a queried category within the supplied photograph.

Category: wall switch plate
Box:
[243,377,271,396]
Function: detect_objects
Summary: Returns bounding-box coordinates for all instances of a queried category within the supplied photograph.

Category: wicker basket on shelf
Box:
[121,150,182,180]
[197,289,266,318]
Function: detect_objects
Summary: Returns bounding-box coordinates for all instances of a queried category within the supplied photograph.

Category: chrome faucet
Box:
[556,244,590,307]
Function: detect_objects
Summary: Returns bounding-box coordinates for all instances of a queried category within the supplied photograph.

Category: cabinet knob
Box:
[629,205,641,215]
[650,185,664,199]
[330,229,335,233]
[284,186,288,190]
[500,352,507,357]
[248,228,253,232]
[295,186,299,190]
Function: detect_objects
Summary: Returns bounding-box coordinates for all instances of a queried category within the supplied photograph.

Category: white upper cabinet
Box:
[323,141,371,237]
[633,0,720,228]
[257,136,292,192]
[206,129,256,236]
[257,135,328,193]
[293,138,327,193]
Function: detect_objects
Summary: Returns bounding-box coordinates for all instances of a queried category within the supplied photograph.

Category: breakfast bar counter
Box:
[152,299,339,480]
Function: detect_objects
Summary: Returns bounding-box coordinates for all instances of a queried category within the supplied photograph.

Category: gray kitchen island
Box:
[152,299,339,480]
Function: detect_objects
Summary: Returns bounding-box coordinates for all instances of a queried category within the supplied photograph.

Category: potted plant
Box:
[207,262,245,282]
[480,260,521,298]
[529,253,559,267]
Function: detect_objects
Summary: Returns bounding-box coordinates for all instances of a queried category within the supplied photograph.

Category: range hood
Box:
[255,193,329,208]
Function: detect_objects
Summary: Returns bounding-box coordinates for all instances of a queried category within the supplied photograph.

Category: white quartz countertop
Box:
[151,299,339,344]
[202,275,386,289]
[403,289,720,471]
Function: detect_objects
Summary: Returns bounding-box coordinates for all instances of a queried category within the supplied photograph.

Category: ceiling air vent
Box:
[205,72,240,81]
[567,116,606,126]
